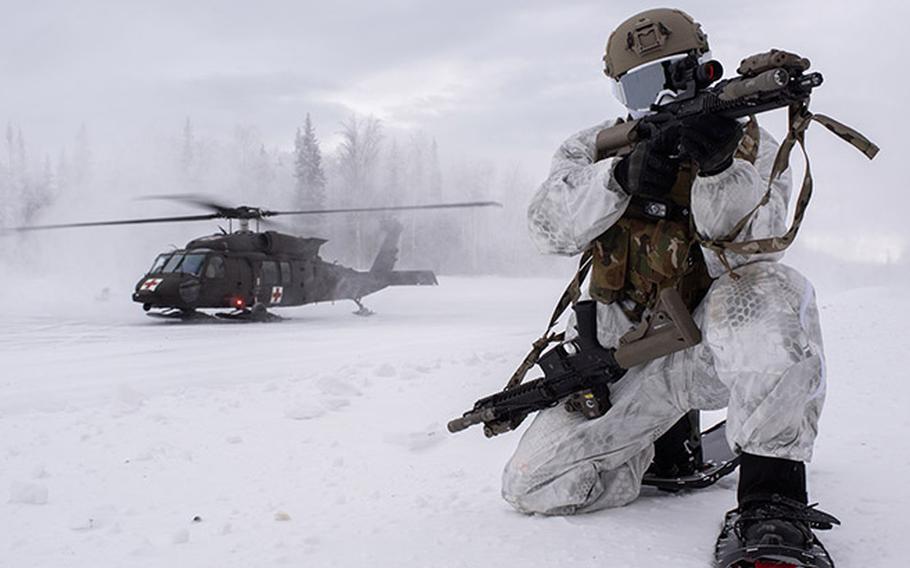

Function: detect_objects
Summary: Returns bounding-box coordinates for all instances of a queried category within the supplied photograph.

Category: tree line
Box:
[2,114,567,276]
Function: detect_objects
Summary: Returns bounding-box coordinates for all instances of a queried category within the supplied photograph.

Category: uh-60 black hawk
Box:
[13,195,500,321]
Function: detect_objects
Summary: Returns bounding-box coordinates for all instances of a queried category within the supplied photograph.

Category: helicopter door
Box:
[196,255,226,306]
[259,260,282,305]
[279,261,295,303]
[221,256,252,308]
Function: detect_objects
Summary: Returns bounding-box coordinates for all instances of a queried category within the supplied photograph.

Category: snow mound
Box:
[283,401,326,420]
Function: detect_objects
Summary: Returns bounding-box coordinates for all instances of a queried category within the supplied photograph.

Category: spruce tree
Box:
[293,113,326,209]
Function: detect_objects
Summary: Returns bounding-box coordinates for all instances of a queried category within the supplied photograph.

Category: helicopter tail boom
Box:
[384,270,438,286]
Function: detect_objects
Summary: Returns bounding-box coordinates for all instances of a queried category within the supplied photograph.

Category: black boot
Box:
[714,454,840,568]
[648,411,702,478]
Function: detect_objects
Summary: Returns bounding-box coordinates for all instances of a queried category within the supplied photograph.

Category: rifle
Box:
[448,288,700,437]
[597,48,877,267]
[595,49,824,160]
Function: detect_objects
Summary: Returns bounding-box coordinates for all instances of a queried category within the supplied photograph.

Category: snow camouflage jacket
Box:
[528,117,790,311]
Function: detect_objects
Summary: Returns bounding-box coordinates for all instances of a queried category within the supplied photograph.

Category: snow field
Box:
[1,276,908,567]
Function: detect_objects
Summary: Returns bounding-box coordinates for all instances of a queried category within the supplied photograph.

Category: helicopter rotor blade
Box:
[265,201,503,217]
[3,200,502,234]
[7,213,221,232]
[141,193,234,213]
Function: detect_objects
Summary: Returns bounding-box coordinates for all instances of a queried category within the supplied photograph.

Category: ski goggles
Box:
[610,53,707,112]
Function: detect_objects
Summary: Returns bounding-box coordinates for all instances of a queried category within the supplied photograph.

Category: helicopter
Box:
[11,196,501,321]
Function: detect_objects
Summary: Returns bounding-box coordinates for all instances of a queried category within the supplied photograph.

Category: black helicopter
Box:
[12,196,500,320]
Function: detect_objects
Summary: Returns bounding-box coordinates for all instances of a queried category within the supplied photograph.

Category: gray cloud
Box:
[1,0,906,251]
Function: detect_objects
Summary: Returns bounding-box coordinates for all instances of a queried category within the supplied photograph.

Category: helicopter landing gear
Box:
[146,308,214,322]
[215,303,283,322]
[250,303,279,322]
[352,298,374,317]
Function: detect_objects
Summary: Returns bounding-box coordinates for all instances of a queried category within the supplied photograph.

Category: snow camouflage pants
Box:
[501,261,825,515]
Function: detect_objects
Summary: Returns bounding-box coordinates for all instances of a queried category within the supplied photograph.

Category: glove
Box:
[679,115,744,176]
[613,128,680,198]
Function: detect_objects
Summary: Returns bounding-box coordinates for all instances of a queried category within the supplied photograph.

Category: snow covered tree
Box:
[226,125,280,207]
[293,114,326,209]
[337,114,382,204]
[337,114,383,264]
[253,143,278,204]
[383,138,402,198]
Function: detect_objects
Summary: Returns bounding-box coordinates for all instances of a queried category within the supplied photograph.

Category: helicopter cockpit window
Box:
[162,253,184,273]
[205,255,225,279]
[149,253,172,274]
[180,253,207,276]
[280,262,292,284]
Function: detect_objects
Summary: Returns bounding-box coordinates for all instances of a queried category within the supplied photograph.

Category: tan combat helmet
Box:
[603,8,709,79]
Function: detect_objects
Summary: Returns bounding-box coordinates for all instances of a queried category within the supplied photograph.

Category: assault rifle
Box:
[448,288,700,437]
[595,49,822,160]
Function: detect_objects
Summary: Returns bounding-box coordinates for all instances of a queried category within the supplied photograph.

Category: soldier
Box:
[503,8,839,567]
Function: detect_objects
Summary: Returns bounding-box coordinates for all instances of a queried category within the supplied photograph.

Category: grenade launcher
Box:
[595,49,822,160]
[447,288,701,437]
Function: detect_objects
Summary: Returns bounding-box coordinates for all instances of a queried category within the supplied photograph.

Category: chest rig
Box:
[589,118,761,318]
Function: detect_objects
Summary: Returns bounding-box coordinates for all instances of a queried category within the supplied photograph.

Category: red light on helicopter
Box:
[231,297,246,309]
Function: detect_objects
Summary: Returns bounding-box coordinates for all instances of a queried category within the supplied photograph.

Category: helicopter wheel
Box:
[352,299,374,317]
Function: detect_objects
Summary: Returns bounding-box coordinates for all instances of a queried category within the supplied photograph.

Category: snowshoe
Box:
[714,494,840,568]
[643,417,740,491]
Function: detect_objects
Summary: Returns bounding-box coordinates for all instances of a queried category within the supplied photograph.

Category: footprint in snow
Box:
[322,398,350,411]
[317,376,362,397]
[373,363,397,377]
[284,402,326,420]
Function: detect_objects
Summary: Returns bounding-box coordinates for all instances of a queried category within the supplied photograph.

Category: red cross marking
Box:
[141,278,163,291]
[271,286,283,304]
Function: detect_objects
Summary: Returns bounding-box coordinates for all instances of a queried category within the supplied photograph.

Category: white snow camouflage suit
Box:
[502,119,826,515]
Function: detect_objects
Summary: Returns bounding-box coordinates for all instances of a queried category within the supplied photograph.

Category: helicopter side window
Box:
[162,253,184,273]
[149,253,172,274]
[280,261,292,284]
[180,253,207,276]
[205,255,225,279]
[261,261,279,284]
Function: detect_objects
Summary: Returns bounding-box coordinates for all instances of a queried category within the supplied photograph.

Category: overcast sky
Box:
[1,0,906,261]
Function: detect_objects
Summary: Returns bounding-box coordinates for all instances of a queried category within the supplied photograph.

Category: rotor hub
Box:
[217,205,269,220]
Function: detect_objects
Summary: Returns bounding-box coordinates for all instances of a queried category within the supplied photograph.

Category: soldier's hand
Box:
[679,115,743,176]
[614,129,680,198]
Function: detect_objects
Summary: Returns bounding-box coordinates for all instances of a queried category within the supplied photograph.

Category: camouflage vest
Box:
[589,118,760,317]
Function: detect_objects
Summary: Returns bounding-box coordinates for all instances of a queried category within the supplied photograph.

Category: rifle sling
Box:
[697,104,879,275]
[505,248,592,390]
